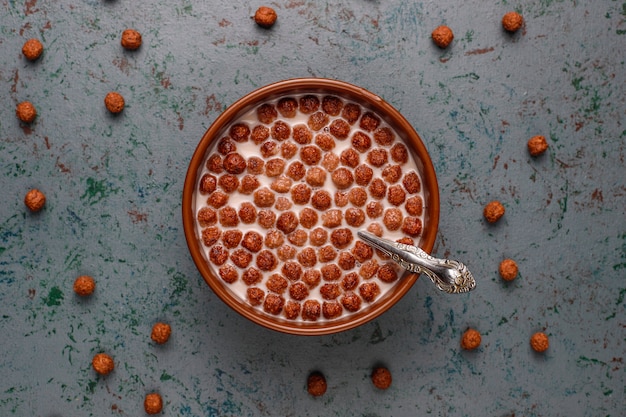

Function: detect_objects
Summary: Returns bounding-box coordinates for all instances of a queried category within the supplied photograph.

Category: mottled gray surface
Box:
[1,0,625,416]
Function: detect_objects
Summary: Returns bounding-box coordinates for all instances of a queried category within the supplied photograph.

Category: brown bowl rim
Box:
[182,78,440,336]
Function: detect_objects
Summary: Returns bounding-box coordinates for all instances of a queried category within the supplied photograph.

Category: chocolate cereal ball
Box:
[340,148,360,168]
[309,227,328,246]
[238,202,257,224]
[223,153,247,174]
[257,103,278,124]
[150,322,171,344]
[209,246,229,265]
[311,190,332,211]
[24,188,46,212]
[271,121,291,141]
[206,154,223,173]
[431,25,454,48]
[257,209,276,228]
[341,103,361,124]
[360,111,381,132]
[287,161,306,181]
[383,208,403,231]
[369,178,387,200]
[289,282,309,300]
[201,226,221,247]
[247,287,265,305]
[276,211,299,234]
[199,174,217,195]
[329,119,351,139]
[483,200,505,223]
[528,135,548,156]
[402,216,422,237]
[299,95,320,114]
[277,97,298,117]
[351,131,372,153]
[331,167,354,189]
[104,92,125,114]
[341,292,362,312]
[368,148,389,167]
[377,264,399,283]
[302,269,322,288]
[251,125,270,144]
[263,293,284,315]
[242,267,263,286]
[530,332,549,352]
[330,228,353,249]
[282,261,303,281]
[322,301,343,319]
[502,11,524,33]
[292,124,313,144]
[300,145,322,165]
[390,143,409,164]
[354,164,374,186]
[382,165,402,184]
[307,372,327,396]
[242,231,263,252]
[402,172,421,194]
[461,328,481,350]
[218,174,239,193]
[254,187,276,208]
[302,300,321,321]
[222,229,242,248]
[315,133,335,151]
[218,206,239,227]
[207,190,229,208]
[121,29,142,50]
[387,184,406,206]
[266,274,288,294]
[405,196,423,216]
[499,258,519,281]
[16,101,37,123]
[256,250,278,271]
[92,353,114,375]
[230,123,250,142]
[371,367,392,390]
[22,38,44,60]
[283,301,301,319]
[144,392,163,415]
[219,265,239,283]
[345,208,365,227]
[322,95,344,116]
[359,282,381,302]
[73,275,95,296]
[254,6,278,28]
[297,247,317,268]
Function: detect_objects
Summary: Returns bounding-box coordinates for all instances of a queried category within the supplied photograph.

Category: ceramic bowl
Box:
[182,78,439,335]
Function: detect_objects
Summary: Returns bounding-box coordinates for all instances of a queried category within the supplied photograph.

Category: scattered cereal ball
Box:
[73,275,95,296]
[22,38,43,60]
[24,188,46,212]
[144,392,163,415]
[483,200,505,223]
[502,11,524,33]
[461,328,481,350]
[371,367,392,390]
[16,101,37,123]
[307,372,327,397]
[527,135,548,156]
[104,92,125,114]
[254,6,277,28]
[530,332,549,352]
[151,322,171,345]
[499,259,518,281]
[431,25,454,48]
[92,353,115,375]
[121,29,142,50]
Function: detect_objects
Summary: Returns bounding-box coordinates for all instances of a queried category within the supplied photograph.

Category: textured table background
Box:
[1,0,624,416]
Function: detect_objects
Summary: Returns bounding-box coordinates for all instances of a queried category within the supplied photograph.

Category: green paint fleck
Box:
[571,76,584,91]
[617,29,626,35]
[80,177,119,206]
[43,286,64,306]
[160,371,173,381]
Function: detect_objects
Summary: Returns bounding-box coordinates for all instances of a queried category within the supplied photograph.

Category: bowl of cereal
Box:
[182,78,439,335]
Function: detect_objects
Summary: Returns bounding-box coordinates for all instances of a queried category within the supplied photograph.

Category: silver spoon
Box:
[357,231,476,294]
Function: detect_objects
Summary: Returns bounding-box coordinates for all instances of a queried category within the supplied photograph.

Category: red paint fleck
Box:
[160,76,171,89]
[24,0,38,16]
[19,22,32,36]
[285,0,305,8]
[177,113,184,131]
[28,288,36,299]
[55,157,71,173]
[43,21,52,30]
[203,94,223,115]
[591,189,603,203]
[218,18,232,27]
[44,136,51,149]
[439,56,451,63]
[128,209,148,223]
[465,47,495,56]
[21,125,33,135]
[11,69,19,94]
[112,57,131,75]
[493,155,500,170]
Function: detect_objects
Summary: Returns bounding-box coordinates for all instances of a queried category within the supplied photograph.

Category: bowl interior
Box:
[182,78,440,335]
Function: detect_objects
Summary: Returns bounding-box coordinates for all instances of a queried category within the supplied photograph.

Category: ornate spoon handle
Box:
[357,231,476,294]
